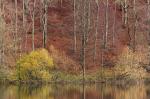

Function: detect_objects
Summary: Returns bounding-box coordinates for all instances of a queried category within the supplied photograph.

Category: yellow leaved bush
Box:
[16,49,54,81]
[115,47,146,79]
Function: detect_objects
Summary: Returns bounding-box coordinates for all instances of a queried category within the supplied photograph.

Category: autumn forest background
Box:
[0,0,150,83]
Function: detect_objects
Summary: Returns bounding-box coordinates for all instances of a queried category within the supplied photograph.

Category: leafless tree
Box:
[93,0,100,63]
[133,0,137,52]
[112,1,117,47]
[73,0,77,52]
[29,0,36,51]
[80,0,90,81]
[104,0,109,48]
[0,0,5,65]
[41,0,48,48]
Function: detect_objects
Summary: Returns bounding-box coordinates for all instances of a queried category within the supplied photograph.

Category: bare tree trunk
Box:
[104,0,109,48]
[23,0,25,51]
[121,1,124,25]
[120,0,128,27]
[60,0,63,7]
[147,0,150,65]
[32,0,36,51]
[0,0,2,65]
[94,0,99,63]
[80,0,90,82]
[101,0,109,76]
[73,0,77,52]
[0,14,4,64]
[42,0,48,48]
[82,0,86,82]
[24,0,28,52]
[124,0,128,27]
[0,1,5,65]
[23,0,25,29]
[2,38,4,65]
[23,0,28,52]
[133,0,137,52]
[86,0,91,43]
[112,1,117,47]
[15,0,18,54]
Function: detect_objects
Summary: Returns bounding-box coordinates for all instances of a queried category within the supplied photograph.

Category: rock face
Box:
[2,0,150,71]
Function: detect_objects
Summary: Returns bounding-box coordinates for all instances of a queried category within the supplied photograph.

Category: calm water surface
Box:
[0,83,150,99]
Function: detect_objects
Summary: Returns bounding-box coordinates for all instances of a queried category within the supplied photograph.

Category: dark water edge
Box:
[0,78,147,86]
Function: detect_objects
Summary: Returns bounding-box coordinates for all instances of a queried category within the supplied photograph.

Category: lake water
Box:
[0,83,150,99]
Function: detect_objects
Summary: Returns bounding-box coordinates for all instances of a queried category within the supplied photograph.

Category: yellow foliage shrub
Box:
[16,49,54,81]
[115,47,146,79]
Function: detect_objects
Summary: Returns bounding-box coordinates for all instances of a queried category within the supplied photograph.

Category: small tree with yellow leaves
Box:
[16,49,54,81]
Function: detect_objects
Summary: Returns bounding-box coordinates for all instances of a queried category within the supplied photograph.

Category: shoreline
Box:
[0,78,147,86]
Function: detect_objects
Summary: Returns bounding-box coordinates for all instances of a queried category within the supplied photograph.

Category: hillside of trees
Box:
[0,0,150,82]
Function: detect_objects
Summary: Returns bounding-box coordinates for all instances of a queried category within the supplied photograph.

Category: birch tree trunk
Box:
[32,0,36,51]
[42,0,48,48]
[73,0,77,52]
[80,0,90,82]
[124,0,128,27]
[104,0,109,48]
[82,0,86,82]
[23,0,28,51]
[15,0,18,53]
[94,0,99,63]
[0,0,3,65]
[133,0,137,52]
[147,0,150,65]
[112,1,117,47]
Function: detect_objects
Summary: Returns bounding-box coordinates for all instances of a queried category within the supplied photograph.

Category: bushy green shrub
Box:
[16,49,54,81]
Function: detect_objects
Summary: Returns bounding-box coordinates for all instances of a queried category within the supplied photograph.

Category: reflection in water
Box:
[0,83,150,99]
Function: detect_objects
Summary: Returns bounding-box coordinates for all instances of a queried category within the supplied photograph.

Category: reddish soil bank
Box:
[3,0,149,72]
